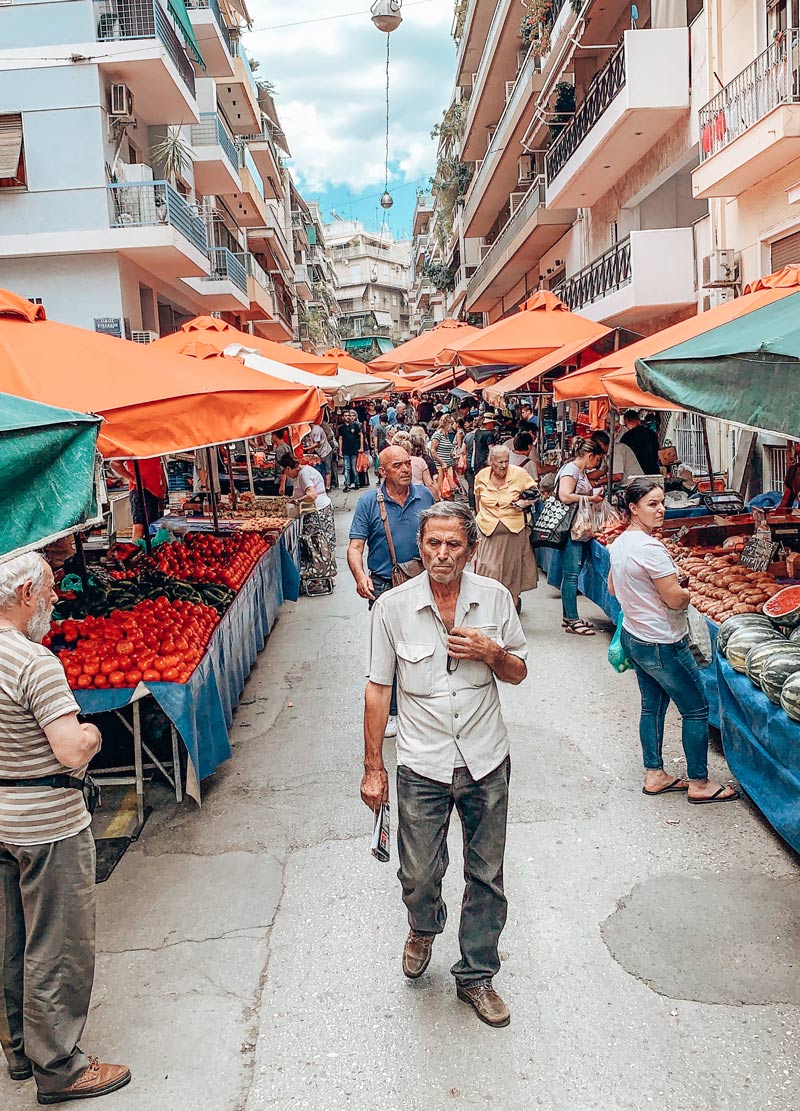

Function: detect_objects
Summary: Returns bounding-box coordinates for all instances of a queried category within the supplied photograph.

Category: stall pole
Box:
[606,408,617,500]
[133,460,152,555]
[73,531,91,592]
[537,393,544,458]
[206,448,220,535]
[224,444,238,511]
[244,440,256,496]
[701,417,715,491]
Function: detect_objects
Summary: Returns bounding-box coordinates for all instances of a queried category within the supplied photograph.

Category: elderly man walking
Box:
[0,552,130,1104]
[360,503,527,1027]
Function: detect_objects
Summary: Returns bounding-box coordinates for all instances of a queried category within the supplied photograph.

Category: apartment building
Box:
[290,191,340,351]
[324,219,412,360]
[0,0,296,341]
[408,191,447,333]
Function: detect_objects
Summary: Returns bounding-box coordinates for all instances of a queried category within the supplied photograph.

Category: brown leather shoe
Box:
[8,1060,33,1081]
[402,930,435,979]
[37,1057,131,1105]
[456,980,511,1027]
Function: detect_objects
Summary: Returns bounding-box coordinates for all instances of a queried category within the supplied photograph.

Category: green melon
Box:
[762,585,800,628]
[717,613,776,655]
[724,626,786,672]
[760,646,800,704]
[745,641,792,689]
[779,671,800,722]
[790,627,800,643]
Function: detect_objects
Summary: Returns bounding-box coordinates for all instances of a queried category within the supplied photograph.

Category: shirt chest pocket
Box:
[396,641,435,697]
[453,624,498,689]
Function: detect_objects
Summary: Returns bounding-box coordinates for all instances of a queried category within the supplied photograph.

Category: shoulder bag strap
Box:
[375,488,399,567]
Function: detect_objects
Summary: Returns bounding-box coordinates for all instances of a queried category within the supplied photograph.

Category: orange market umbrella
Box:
[319,347,374,374]
[436,292,608,368]
[152,315,339,375]
[369,319,482,373]
[482,330,613,407]
[0,290,324,459]
[416,366,470,395]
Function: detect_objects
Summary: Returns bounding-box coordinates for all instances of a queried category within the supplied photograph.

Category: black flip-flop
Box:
[642,778,689,796]
[687,786,741,805]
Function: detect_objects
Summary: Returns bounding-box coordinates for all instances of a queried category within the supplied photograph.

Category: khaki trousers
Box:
[0,829,95,1093]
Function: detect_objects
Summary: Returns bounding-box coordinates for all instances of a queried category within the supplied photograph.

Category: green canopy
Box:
[636,291,800,438]
[0,393,102,560]
[168,0,205,68]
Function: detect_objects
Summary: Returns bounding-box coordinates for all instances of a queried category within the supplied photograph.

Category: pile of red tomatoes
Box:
[47,596,220,689]
[150,533,268,590]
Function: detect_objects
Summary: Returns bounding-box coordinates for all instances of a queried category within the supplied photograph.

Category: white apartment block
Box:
[0,0,298,341]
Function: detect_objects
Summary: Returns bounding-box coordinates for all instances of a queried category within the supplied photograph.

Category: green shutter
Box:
[168,0,205,68]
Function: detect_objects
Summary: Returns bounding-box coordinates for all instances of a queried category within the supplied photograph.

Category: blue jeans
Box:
[396,758,510,986]
[621,629,709,780]
[560,536,588,621]
[343,453,358,488]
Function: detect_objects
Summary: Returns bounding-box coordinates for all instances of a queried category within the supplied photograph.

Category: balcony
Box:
[554,228,695,328]
[185,0,234,77]
[239,253,279,320]
[545,29,690,209]
[294,264,312,299]
[692,30,800,199]
[229,144,267,226]
[184,246,249,309]
[454,0,498,87]
[106,180,210,277]
[238,120,284,199]
[465,179,575,313]
[217,40,261,134]
[190,113,240,195]
[461,0,522,162]
[93,0,199,123]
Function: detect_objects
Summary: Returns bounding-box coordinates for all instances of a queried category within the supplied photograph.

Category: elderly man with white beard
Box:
[0,552,130,1104]
[360,503,528,1028]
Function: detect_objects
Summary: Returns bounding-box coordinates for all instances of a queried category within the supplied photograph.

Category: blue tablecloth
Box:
[279,518,301,601]
[74,545,285,781]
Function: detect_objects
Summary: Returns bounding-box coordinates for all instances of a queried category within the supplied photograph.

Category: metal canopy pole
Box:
[244,440,255,496]
[206,448,220,535]
[701,417,715,491]
[133,460,152,554]
[607,408,617,500]
[73,531,91,592]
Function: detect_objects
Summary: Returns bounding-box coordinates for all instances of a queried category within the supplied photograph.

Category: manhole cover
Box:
[601,871,800,1005]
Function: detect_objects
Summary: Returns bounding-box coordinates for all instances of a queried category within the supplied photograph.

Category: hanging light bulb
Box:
[380,191,394,210]
[371,0,403,33]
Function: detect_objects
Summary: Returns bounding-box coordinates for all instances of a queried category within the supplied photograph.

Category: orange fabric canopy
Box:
[436,292,607,368]
[482,330,612,406]
[319,347,372,374]
[417,366,470,395]
[369,319,482,373]
[0,290,323,459]
[152,316,339,375]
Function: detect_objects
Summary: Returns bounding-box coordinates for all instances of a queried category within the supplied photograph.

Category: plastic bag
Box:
[570,496,594,542]
[608,611,633,673]
[355,450,369,473]
[687,604,713,669]
[591,499,623,533]
[440,470,454,499]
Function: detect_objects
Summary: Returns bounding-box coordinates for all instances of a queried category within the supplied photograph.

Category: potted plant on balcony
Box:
[151,126,192,190]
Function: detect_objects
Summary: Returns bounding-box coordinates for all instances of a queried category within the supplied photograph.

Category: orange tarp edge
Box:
[152,315,339,375]
[482,329,613,406]
[369,318,482,373]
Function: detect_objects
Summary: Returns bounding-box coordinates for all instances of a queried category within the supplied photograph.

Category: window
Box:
[350,265,362,283]
[0,114,26,189]
[392,294,398,306]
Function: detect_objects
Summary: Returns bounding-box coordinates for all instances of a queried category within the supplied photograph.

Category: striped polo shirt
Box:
[0,628,90,845]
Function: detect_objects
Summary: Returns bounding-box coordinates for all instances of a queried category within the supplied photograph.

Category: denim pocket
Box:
[624,633,662,672]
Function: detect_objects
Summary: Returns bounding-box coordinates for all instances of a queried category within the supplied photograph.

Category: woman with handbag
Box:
[608,478,739,803]
[554,436,605,636]
[474,445,539,613]
[430,414,457,500]
[278,455,337,591]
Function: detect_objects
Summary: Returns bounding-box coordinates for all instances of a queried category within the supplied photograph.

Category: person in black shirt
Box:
[339,409,365,491]
[620,410,660,475]
[518,402,538,433]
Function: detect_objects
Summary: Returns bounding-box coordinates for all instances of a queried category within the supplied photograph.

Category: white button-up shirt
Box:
[368,571,528,784]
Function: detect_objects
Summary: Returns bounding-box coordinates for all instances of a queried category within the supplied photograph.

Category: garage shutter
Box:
[770,229,800,271]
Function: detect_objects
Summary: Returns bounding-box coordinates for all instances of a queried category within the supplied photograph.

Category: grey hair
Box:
[417,502,479,549]
[0,552,48,610]
[488,444,510,460]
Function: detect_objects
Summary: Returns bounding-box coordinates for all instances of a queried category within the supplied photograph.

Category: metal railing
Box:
[238,251,273,292]
[554,236,632,310]
[236,141,266,200]
[466,179,546,302]
[698,29,800,161]
[191,113,238,168]
[185,0,232,54]
[94,1,196,95]
[240,118,280,162]
[107,181,208,254]
[545,38,626,184]
[230,37,259,98]
[207,246,247,292]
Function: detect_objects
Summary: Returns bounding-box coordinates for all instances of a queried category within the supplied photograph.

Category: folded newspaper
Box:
[371,802,390,862]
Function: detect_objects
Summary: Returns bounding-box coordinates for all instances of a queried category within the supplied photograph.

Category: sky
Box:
[244,0,455,242]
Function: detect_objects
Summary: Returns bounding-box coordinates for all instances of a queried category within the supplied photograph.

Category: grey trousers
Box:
[0,829,95,1093]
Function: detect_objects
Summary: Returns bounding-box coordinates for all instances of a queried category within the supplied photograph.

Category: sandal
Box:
[643,777,689,796]
[687,785,741,805]
[564,620,595,636]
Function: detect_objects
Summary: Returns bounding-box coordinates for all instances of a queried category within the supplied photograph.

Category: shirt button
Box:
[452,691,457,697]
[454,713,459,718]
[456,734,461,740]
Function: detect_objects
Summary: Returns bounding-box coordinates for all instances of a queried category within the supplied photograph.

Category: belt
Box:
[0,775,100,814]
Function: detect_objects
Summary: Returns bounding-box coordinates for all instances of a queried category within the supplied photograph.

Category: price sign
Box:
[739,535,778,571]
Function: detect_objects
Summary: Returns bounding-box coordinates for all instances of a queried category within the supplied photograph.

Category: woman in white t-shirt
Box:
[608,479,739,804]
[554,436,605,636]
[278,455,337,589]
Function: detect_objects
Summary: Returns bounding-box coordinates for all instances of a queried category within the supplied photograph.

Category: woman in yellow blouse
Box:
[474,444,539,613]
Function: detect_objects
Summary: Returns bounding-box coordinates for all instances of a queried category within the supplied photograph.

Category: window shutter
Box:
[770,229,800,271]
[0,114,24,182]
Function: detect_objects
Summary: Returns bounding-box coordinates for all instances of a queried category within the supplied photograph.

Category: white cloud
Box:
[244,0,454,194]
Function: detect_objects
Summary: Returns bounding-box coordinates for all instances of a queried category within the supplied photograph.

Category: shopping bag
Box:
[570,496,594,542]
[440,470,454,499]
[456,450,467,475]
[687,604,713,669]
[608,611,633,673]
[529,495,577,549]
[590,499,623,534]
[355,450,369,473]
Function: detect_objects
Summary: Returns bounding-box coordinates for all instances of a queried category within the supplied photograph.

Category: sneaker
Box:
[37,1057,131,1104]
[384,715,398,739]
[456,980,510,1028]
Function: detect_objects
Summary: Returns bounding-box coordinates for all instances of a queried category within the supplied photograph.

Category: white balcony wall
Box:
[0,254,124,329]
[0,0,95,48]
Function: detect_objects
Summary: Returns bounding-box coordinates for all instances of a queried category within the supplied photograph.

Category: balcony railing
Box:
[466,179,546,301]
[545,39,626,184]
[107,181,208,254]
[94,0,196,96]
[238,251,273,293]
[230,37,259,98]
[554,237,632,311]
[191,113,238,168]
[207,246,247,292]
[185,0,232,54]
[339,317,393,340]
[698,29,800,161]
[240,118,280,160]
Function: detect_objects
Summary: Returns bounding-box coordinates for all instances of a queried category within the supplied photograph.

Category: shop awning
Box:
[0,289,324,458]
[417,366,470,394]
[375,337,394,354]
[636,290,800,437]
[152,315,339,374]
[0,394,102,560]
[369,318,481,373]
[168,0,205,66]
[229,345,394,402]
[482,330,612,406]
[436,291,608,368]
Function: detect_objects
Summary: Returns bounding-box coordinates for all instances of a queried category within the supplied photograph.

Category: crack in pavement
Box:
[98,922,277,956]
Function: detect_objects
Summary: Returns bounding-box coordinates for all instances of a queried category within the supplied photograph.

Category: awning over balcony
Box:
[168,0,205,66]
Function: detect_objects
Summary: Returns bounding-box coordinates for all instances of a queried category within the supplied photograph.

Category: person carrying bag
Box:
[376,489,424,587]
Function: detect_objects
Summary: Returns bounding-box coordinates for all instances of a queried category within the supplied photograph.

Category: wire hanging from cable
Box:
[380,32,394,212]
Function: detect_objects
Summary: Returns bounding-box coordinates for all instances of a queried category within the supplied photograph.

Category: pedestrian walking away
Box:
[360,502,528,1028]
[619,410,661,476]
[278,455,337,594]
[554,436,605,636]
[608,478,740,804]
[474,445,539,613]
[338,409,365,492]
[0,553,131,1104]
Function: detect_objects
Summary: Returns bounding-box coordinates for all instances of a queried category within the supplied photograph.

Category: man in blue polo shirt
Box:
[347,445,435,736]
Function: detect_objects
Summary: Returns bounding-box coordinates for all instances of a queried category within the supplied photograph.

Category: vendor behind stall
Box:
[620,410,660,475]
[111,458,166,542]
[777,443,800,509]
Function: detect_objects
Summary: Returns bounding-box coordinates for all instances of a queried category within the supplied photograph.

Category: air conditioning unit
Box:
[518,154,536,183]
[701,288,735,311]
[702,249,738,288]
[109,83,135,120]
[131,330,159,344]
[509,190,527,215]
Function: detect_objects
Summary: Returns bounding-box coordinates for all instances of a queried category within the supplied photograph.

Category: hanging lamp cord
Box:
[384,32,391,194]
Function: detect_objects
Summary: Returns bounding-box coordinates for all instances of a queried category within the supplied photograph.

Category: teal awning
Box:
[306,224,317,246]
[345,338,374,351]
[0,393,101,559]
[168,0,205,68]
[636,291,800,438]
[376,337,394,353]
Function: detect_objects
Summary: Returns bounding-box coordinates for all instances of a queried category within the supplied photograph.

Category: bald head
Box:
[378,445,412,496]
